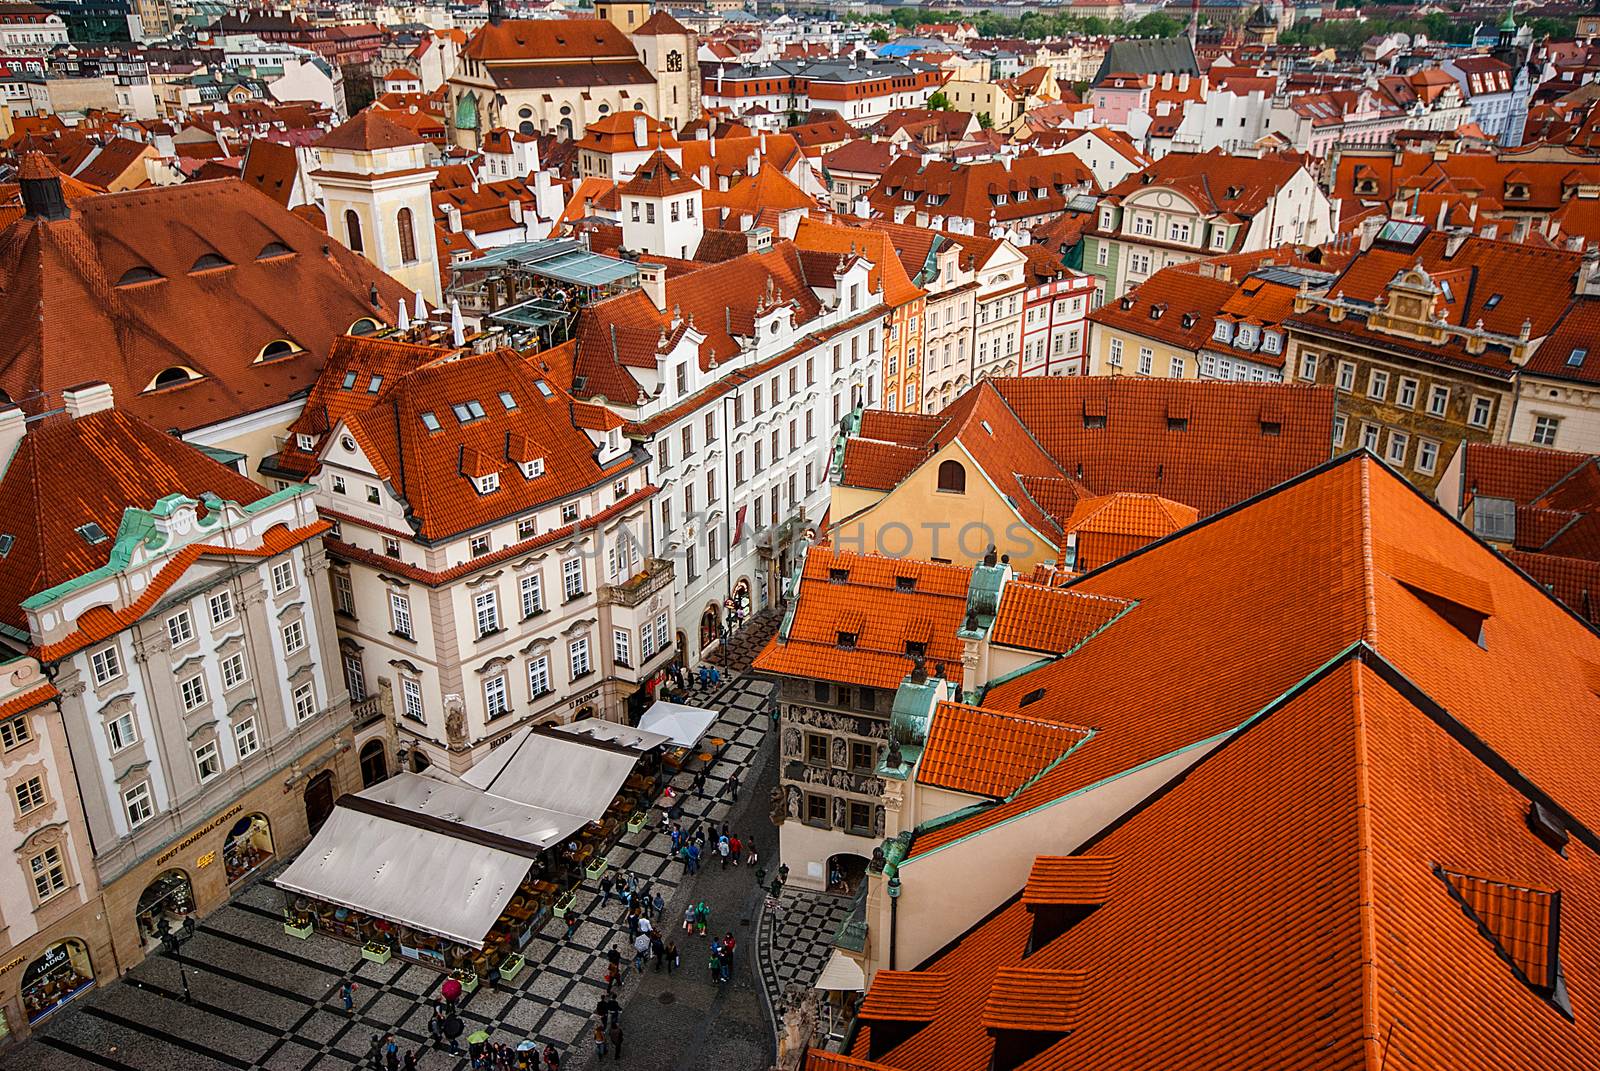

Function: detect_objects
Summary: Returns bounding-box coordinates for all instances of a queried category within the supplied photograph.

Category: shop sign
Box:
[157,804,243,866]
[0,954,24,977]
[569,688,600,710]
[196,851,216,869]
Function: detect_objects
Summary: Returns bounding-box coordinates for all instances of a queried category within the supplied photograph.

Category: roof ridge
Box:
[1359,452,1378,646]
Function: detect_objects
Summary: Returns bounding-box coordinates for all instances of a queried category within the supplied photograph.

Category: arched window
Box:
[397,207,416,264]
[937,459,966,494]
[257,339,298,362]
[116,265,162,286]
[190,253,230,272]
[348,318,379,336]
[344,209,363,254]
[146,366,200,391]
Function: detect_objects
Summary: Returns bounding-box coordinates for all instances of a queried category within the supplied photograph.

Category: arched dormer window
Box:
[937,458,966,494]
[257,339,300,362]
[348,318,380,336]
[397,207,417,264]
[257,241,293,260]
[190,253,231,272]
[116,265,163,287]
[345,209,364,254]
[145,366,201,392]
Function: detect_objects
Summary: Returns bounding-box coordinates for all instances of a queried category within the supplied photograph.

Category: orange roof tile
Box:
[988,582,1131,654]
[979,968,1088,1032]
[859,971,951,1022]
[1021,855,1117,906]
[0,682,58,719]
[753,547,971,690]
[793,217,924,307]
[917,702,1091,799]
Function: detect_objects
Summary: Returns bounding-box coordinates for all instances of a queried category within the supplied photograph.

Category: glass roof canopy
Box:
[464,239,638,290]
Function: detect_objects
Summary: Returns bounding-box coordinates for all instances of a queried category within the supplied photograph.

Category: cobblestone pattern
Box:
[757,890,854,1012]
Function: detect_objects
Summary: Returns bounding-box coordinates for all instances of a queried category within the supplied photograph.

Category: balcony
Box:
[352,694,384,729]
[599,557,675,609]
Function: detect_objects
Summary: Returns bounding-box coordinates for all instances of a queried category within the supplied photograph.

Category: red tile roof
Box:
[1098,149,1312,225]
[867,151,1097,225]
[344,346,639,542]
[988,582,1131,654]
[1021,855,1117,906]
[0,682,58,719]
[617,149,701,198]
[793,217,923,307]
[462,17,637,62]
[753,547,972,690]
[318,108,425,151]
[916,701,1091,799]
[0,178,409,432]
[1058,492,1198,572]
[0,407,272,633]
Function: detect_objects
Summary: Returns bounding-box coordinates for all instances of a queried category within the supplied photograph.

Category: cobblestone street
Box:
[0,615,848,1071]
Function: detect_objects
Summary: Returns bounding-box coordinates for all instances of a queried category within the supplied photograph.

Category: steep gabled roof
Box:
[318,108,425,151]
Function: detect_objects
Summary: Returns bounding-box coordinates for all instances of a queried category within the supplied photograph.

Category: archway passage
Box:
[21,939,95,1024]
[360,740,389,787]
[304,770,335,834]
[826,853,870,897]
[699,605,721,651]
[136,868,194,948]
[224,813,274,885]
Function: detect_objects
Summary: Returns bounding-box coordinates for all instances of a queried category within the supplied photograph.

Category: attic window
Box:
[1180,313,1196,328]
[256,242,293,259]
[1020,687,1045,707]
[296,433,315,452]
[894,575,916,591]
[1434,865,1571,1017]
[1167,417,1188,432]
[829,567,851,583]
[1507,184,1529,200]
[116,265,163,286]
[367,375,383,393]
[258,339,299,361]
[147,366,200,391]
[474,472,501,495]
[1083,414,1107,430]
[452,400,487,423]
[837,630,859,648]
[520,458,545,479]
[421,411,441,431]
[1259,420,1281,436]
[1484,294,1502,310]
[904,640,926,658]
[0,534,11,557]
[75,522,108,545]
[1149,303,1166,320]
[342,371,359,389]
[190,253,231,272]
[534,380,554,397]
[1473,496,1515,541]
[1440,280,1455,303]
[1398,578,1490,647]
[1568,348,1588,368]
[499,391,517,410]
[1528,800,1569,856]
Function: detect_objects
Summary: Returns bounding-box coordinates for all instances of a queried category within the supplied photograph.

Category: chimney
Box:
[509,199,523,224]
[638,261,668,310]
[444,203,462,232]
[0,407,25,481]
[633,113,648,148]
[63,382,114,419]
[19,152,69,222]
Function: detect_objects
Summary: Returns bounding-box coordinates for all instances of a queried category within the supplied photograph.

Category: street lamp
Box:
[157,915,197,1003]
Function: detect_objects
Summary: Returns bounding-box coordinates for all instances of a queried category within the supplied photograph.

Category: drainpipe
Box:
[887,872,901,970]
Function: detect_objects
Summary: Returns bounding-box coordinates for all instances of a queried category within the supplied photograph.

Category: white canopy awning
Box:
[461,727,641,821]
[554,717,674,752]
[361,772,590,851]
[637,701,721,748]
[815,949,866,992]
[275,806,531,948]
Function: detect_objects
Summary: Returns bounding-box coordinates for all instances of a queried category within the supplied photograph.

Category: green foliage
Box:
[870,27,890,43]
[978,111,994,128]
[926,90,952,110]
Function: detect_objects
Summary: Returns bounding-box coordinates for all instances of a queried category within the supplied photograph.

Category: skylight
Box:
[367,375,383,393]
[0,534,12,557]
[421,411,441,431]
[342,371,358,389]
[500,391,517,410]
[75,522,108,545]
[1568,348,1587,368]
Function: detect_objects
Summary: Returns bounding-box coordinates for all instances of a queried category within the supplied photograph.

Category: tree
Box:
[870,27,890,43]
[978,112,993,129]
[1132,12,1182,37]
[927,91,952,111]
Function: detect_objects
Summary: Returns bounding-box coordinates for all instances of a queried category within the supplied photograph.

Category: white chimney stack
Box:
[638,261,668,311]
[633,113,648,148]
[0,406,25,482]
[63,382,114,419]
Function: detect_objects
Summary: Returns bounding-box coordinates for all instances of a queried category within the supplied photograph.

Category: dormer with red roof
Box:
[619,149,704,259]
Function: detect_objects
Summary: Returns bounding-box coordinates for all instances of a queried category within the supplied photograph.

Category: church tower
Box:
[633,10,699,130]
[313,111,442,304]
[596,0,651,32]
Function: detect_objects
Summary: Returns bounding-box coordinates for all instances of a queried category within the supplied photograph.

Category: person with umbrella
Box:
[442,1008,464,1055]
[467,1029,490,1067]
[441,976,463,1006]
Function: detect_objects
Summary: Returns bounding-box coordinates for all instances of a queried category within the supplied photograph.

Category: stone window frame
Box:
[9,764,49,822]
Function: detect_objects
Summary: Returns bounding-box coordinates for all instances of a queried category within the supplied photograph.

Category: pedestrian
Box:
[566,908,582,941]
[718,946,731,984]
[633,931,651,971]
[604,994,621,1027]
[729,833,742,866]
[367,1033,384,1069]
[722,932,737,967]
[600,873,615,904]
[341,979,356,1014]
[609,1021,623,1061]
[747,844,759,869]
[717,834,730,869]
[605,963,620,991]
[670,824,682,852]
[666,939,680,973]
[607,943,622,972]
[638,912,653,936]
[728,771,740,802]
[543,1045,561,1070]
[403,1049,419,1071]
[683,903,696,934]
[427,1009,443,1044]
[686,842,700,875]
[595,994,608,1023]
[708,942,722,984]
[652,890,665,917]
[384,1034,400,1071]
[651,929,665,971]
[695,900,710,935]
[593,1022,607,1060]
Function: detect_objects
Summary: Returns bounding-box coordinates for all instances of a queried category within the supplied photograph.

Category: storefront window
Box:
[224,814,274,885]
[135,869,194,948]
[21,940,94,1024]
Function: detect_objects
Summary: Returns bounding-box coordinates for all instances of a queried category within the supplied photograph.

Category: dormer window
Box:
[1507,184,1529,200]
[837,630,858,648]
[521,458,545,479]
[475,472,501,494]
[1260,331,1281,354]
[903,189,915,201]
[995,193,1008,205]
[190,253,231,272]
[1015,189,1028,202]
[296,434,315,452]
